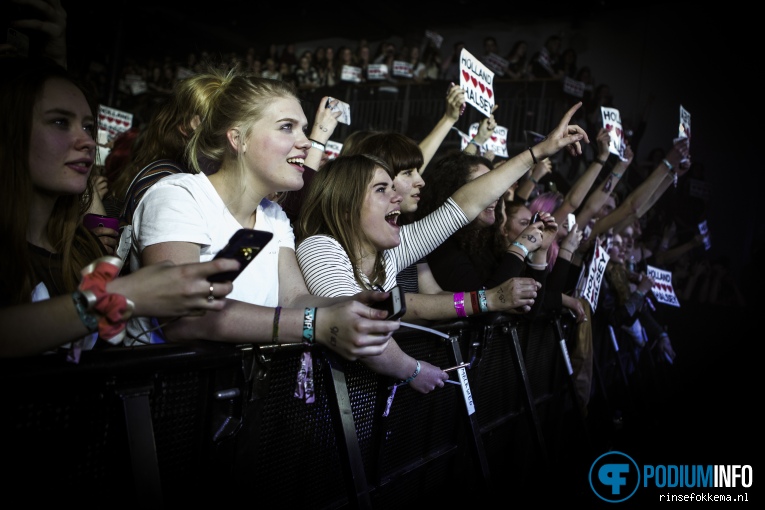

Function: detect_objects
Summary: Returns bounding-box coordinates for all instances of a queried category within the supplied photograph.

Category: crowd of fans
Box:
[2,0,752,476]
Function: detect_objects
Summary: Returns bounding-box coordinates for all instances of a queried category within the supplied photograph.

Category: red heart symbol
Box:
[471,76,477,87]
[490,135,497,142]
[487,89,493,98]
[99,114,106,120]
[500,139,506,144]
[462,70,470,81]
[107,116,114,123]
[605,123,612,132]
[479,83,485,93]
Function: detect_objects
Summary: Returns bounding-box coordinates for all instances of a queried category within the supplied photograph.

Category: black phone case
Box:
[207,229,273,283]
[371,286,406,320]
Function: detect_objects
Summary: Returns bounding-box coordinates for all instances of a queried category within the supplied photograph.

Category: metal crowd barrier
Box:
[1,311,604,509]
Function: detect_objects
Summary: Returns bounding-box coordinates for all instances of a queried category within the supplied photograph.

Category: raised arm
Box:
[590,138,689,239]
[463,104,498,156]
[304,96,342,170]
[4,0,68,68]
[553,127,612,224]
[575,141,633,230]
[451,101,588,221]
[419,84,466,172]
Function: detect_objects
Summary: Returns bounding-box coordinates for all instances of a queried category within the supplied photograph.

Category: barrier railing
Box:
[2,310,656,508]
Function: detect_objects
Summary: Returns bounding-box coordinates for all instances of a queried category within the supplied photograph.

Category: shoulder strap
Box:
[120,159,188,226]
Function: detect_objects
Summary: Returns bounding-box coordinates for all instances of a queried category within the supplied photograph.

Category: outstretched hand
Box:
[537,101,589,159]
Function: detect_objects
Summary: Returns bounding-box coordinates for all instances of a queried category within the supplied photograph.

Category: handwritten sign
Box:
[646,265,680,307]
[459,48,495,117]
[367,63,388,80]
[325,140,342,160]
[484,52,508,76]
[392,60,413,78]
[600,106,624,159]
[98,105,133,143]
[466,123,509,158]
[563,76,585,98]
[580,242,610,312]
[340,65,362,83]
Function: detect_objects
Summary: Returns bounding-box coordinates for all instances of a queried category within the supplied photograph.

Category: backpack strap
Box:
[120,159,188,226]
[115,159,189,276]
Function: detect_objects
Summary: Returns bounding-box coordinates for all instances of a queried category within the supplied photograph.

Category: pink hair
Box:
[528,192,563,269]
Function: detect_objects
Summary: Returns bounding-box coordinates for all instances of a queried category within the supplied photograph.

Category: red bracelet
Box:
[79,256,135,344]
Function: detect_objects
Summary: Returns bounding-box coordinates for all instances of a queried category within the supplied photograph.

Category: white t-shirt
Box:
[128,172,294,344]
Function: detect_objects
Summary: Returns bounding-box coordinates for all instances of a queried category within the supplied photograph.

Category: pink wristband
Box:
[453,292,467,318]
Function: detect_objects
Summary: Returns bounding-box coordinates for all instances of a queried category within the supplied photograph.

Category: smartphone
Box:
[207,229,273,283]
[371,286,406,320]
[83,213,120,231]
[530,211,541,224]
[567,213,576,232]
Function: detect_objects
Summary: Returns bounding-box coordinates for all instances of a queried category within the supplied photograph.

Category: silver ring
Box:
[207,284,215,302]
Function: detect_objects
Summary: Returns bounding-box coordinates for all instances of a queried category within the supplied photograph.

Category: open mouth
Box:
[385,210,400,226]
[286,157,305,167]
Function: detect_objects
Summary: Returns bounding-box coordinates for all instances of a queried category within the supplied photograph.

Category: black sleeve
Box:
[427,237,525,292]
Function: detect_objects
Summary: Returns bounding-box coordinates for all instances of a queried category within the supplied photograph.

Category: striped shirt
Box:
[297,198,468,297]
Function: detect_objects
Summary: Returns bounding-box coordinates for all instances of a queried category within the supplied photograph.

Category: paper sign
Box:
[392,60,413,78]
[601,106,624,159]
[367,63,388,80]
[563,76,585,98]
[325,140,342,160]
[425,30,443,49]
[678,105,691,163]
[535,47,555,75]
[646,265,680,307]
[679,105,691,141]
[329,99,351,125]
[484,52,508,77]
[459,48,495,117]
[467,123,509,158]
[340,65,362,83]
[98,105,133,143]
[578,241,610,312]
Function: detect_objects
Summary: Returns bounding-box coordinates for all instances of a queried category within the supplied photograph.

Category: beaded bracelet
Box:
[511,241,529,258]
[662,158,674,172]
[402,360,421,385]
[453,292,467,318]
[272,306,282,344]
[477,289,489,313]
[302,307,316,345]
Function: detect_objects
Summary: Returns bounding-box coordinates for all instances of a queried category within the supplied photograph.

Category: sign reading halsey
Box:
[459,48,495,117]
[600,106,624,159]
[579,242,610,312]
[467,123,509,158]
[646,265,680,307]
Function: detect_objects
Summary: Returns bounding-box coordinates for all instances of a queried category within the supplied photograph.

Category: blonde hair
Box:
[185,73,300,197]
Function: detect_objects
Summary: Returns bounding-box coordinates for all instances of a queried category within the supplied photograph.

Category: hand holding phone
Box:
[207,229,273,283]
[567,213,576,232]
[371,286,406,320]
